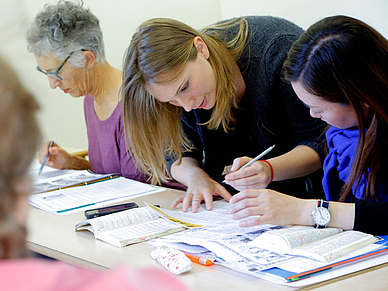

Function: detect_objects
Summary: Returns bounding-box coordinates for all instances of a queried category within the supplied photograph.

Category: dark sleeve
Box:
[354,199,388,235]
[166,115,204,177]
[166,111,204,170]
[264,35,326,160]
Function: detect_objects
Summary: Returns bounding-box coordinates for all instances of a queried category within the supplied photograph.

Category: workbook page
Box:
[96,218,184,247]
[29,158,112,193]
[86,207,160,233]
[29,177,163,214]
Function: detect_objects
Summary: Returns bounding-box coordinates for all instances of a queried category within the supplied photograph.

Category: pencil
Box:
[222,145,275,182]
[38,141,54,176]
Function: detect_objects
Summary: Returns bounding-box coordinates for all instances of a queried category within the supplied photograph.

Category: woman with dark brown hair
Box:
[230,15,388,235]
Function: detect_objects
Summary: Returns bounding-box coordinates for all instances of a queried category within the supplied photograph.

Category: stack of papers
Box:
[30,159,113,193]
[148,201,388,287]
[29,159,164,215]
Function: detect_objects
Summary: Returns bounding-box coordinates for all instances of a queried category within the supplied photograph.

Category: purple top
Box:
[84,95,185,190]
[84,94,147,181]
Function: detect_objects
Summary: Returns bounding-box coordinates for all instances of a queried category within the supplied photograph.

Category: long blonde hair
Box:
[0,57,40,258]
[122,17,248,184]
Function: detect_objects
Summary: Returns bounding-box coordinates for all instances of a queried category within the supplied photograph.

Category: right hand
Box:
[229,188,306,227]
[171,173,232,213]
[223,157,272,191]
[38,141,71,169]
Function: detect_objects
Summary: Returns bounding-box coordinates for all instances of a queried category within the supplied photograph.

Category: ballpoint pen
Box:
[184,252,213,266]
[38,140,54,176]
[222,144,275,182]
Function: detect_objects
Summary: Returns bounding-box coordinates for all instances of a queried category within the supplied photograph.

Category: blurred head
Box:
[121,17,247,184]
[283,15,388,201]
[26,0,105,96]
[0,57,41,258]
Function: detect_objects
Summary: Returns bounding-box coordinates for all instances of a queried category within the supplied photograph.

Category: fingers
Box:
[224,161,271,190]
[229,157,252,172]
[38,141,53,162]
[226,176,268,191]
[171,193,205,213]
[229,189,300,227]
[172,184,231,213]
[237,217,263,227]
[229,189,271,225]
[229,189,262,204]
[45,147,63,167]
[171,196,184,209]
[39,141,61,164]
[183,193,204,213]
[215,186,233,202]
[230,192,262,215]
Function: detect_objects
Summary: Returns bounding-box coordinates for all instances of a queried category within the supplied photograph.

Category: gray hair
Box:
[26,0,105,67]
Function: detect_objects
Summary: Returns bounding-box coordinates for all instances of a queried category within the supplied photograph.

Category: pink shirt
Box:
[84,95,186,190]
[0,258,190,291]
[84,94,147,182]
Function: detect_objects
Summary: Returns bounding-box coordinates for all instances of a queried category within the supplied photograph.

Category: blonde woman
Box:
[122,16,326,212]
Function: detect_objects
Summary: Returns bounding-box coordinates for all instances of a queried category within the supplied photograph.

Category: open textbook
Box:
[29,177,164,215]
[250,225,379,262]
[75,203,198,247]
[148,200,388,286]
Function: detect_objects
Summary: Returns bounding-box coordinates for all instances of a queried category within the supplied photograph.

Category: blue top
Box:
[323,126,388,202]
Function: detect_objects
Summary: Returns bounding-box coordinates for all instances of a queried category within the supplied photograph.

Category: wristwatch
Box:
[311,199,331,228]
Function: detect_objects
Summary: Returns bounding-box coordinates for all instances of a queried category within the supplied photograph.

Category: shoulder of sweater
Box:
[244,15,304,37]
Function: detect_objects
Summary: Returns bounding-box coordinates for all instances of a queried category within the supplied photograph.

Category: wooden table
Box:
[27,188,388,291]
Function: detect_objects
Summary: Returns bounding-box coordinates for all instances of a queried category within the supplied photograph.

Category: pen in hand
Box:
[223,144,275,183]
[38,140,54,176]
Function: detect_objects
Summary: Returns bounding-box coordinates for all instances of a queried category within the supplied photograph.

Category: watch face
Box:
[312,207,331,226]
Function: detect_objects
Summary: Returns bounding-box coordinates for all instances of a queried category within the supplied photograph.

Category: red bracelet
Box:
[260,160,273,184]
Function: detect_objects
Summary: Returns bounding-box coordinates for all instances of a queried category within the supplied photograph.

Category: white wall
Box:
[220,0,388,38]
[1,0,388,150]
[0,0,222,149]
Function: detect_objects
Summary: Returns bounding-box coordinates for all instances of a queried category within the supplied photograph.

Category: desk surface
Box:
[27,188,388,291]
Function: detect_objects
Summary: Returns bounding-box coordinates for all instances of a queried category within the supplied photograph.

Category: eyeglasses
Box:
[36,52,74,80]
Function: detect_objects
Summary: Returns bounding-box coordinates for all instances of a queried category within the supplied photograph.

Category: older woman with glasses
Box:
[26,1,183,188]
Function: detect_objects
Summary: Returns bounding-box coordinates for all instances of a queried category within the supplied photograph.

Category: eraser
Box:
[151,246,193,275]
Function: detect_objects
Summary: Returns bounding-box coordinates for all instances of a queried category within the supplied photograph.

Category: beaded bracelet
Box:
[260,160,274,184]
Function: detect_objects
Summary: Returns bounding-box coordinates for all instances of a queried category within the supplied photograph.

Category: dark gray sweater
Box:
[180,16,326,197]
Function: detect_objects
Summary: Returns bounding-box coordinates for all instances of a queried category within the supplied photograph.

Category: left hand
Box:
[229,189,305,227]
[223,157,272,191]
[171,173,232,213]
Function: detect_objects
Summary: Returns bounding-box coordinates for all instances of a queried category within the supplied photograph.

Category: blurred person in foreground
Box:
[0,55,189,290]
